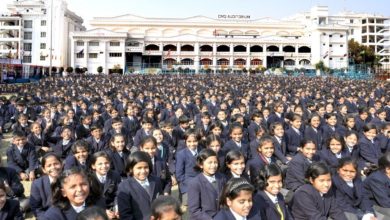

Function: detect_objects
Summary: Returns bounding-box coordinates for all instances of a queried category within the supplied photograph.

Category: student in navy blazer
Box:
[362,153,390,218]
[175,129,201,197]
[321,113,344,149]
[247,136,277,183]
[0,184,23,220]
[304,113,323,150]
[133,117,154,148]
[51,126,74,160]
[30,153,63,219]
[188,149,227,220]
[318,134,350,173]
[117,152,163,220]
[43,168,106,220]
[105,133,131,178]
[253,164,292,220]
[63,140,91,171]
[358,123,382,166]
[214,178,261,220]
[269,122,289,164]
[285,114,304,156]
[6,131,38,181]
[285,139,320,192]
[332,158,374,219]
[222,123,251,160]
[85,125,107,154]
[291,162,347,220]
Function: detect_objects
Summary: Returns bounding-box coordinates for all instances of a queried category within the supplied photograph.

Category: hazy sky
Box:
[1,0,389,28]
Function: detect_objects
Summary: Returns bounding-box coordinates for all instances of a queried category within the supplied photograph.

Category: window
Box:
[76,53,84,58]
[110,42,120,47]
[89,41,99,46]
[109,53,122,57]
[322,43,326,46]
[41,32,46,38]
[350,19,354,24]
[24,32,32,40]
[24,43,32,51]
[76,41,84,46]
[24,20,32,28]
[340,45,344,47]
[40,56,46,61]
[340,35,344,38]
[329,35,332,37]
[41,20,46,26]
[330,44,333,47]
[88,53,98,58]
[23,55,32,63]
[340,58,344,61]
[40,43,46,49]
[329,58,333,60]
[350,29,354,35]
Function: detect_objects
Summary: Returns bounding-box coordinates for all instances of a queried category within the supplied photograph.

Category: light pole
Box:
[48,0,53,77]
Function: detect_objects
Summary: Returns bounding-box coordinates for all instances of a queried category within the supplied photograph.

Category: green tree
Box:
[97,66,103,74]
[66,67,73,73]
[348,39,377,66]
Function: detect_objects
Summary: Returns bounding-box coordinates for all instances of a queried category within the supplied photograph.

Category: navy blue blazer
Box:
[0,199,23,220]
[43,198,106,220]
[175,147,200,194]
[213,207,262,220]
[6,143,38,174]
[63,155,90,171]
[27,133,52,152]
[253,191,292,220]
[320,124,343,148]
[222,140,251,161]
[267,113,284,129]
[93,170,121,208]
[363,170,390,209]
[52,139,74,160]
[122,116,140,138]
[117,176,163,220]
[85,136,108,154]
[0,167,24,198]
[291,184,347,220]
[304,126,322,150]
[318,148,349,173]
[247,121,261,142]
[133,128,152,147]
[358,136,382,165]
[105,148,130,177]
[247,154,276,183]
[188,173,226,220]
[75,124,90,140]
[30,175,52,218]
[271,136,289,164]
[332,174,369,214]
[377,133,390,153]
[285,127,303,156]
[151,156,172,194]
[285,152,320,191]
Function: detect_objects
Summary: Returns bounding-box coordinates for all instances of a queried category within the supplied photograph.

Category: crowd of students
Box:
[0,74,389,220]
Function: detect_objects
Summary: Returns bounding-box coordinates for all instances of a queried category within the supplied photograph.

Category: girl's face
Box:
[310,173,332,194]
[211,127,222,136]
[132,161,149,181]
[325,104,334,113]
[378,112,387,120]
[345,134,358,147]
[274,125,284,137]
[259,142,274,158]
[43,156,62,179]
[91,129,103,139]
[310,116,321,128]
[32,124,42,134]
[152,130,164,144]
[208,140,221,153]
[61,174,89,206]
[186,134,198,150]
[340,106,348,114]
[200,156,218,176]
[301,143,316,159]
[364,128,377,141]
[326,116,337,126]
[0,189,6,209]
[141,141,157,158]
[61,129,72,140]
[338,163,357,182]
[230,128,243,142]
[226,190,253,217]
[74,147,88,164]
[227,157,245,176]
[291,118,302,129]
[92,156,110,176]
[346,118,355,129]
[111,136,125,152]
[329,139,342,154]
[265,174,283,196]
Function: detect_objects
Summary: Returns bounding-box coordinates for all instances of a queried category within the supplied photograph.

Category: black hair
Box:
[125,151,153,176]
[109,133,126,151]
[365,152,390,176]
[41,152,62,168]
[362,123,378,133]
[325,134,346,151]
[221,150,245,174]
[140,136,157,149]
[150,195,183,219]
[90,151,111,168]
[206,134,222,148]
[268,122,284,136]
[228,122,243,135]
[254,164,283,190]
[12,130,26,139]
[71,140,90,154]
[178,115,190,124]
[194,148,218,172]
[337,157,358,174]
[184,128,200,141]
[305,162,331,183]
[76,206,109,220]
[219,177,254,208]
[300,138,317,149]
[257,136,274,151]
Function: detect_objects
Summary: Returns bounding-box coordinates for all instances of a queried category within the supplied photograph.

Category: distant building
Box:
[63,5,385,74]
[0,0,84,75]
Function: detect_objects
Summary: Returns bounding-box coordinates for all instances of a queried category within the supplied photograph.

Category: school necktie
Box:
[211,178,218,191]
[100,176,106,184]
[275,202,284,220]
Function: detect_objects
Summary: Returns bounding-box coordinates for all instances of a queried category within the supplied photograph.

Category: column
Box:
[229,43,234,68]
[102,40,107,74]
[194,42,199,74]
[121,40,126,74]
[84,40,89,70]
[246,43,251,70]
[70,38,75,70]
[213,43,217,74]
[263,44,267,68]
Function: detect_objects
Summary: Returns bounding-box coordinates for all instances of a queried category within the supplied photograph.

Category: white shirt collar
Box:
[203,174,216,183]
[231,172,241,178]
[71,202,86,213]
[264,190,278,204]
[135,178,149,187]
[229,208,247,220]
[62,139,70,145]
[96,173,107,183]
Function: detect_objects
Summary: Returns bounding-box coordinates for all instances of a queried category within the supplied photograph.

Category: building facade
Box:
[0,0,84,74]
[69,6,388,74]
